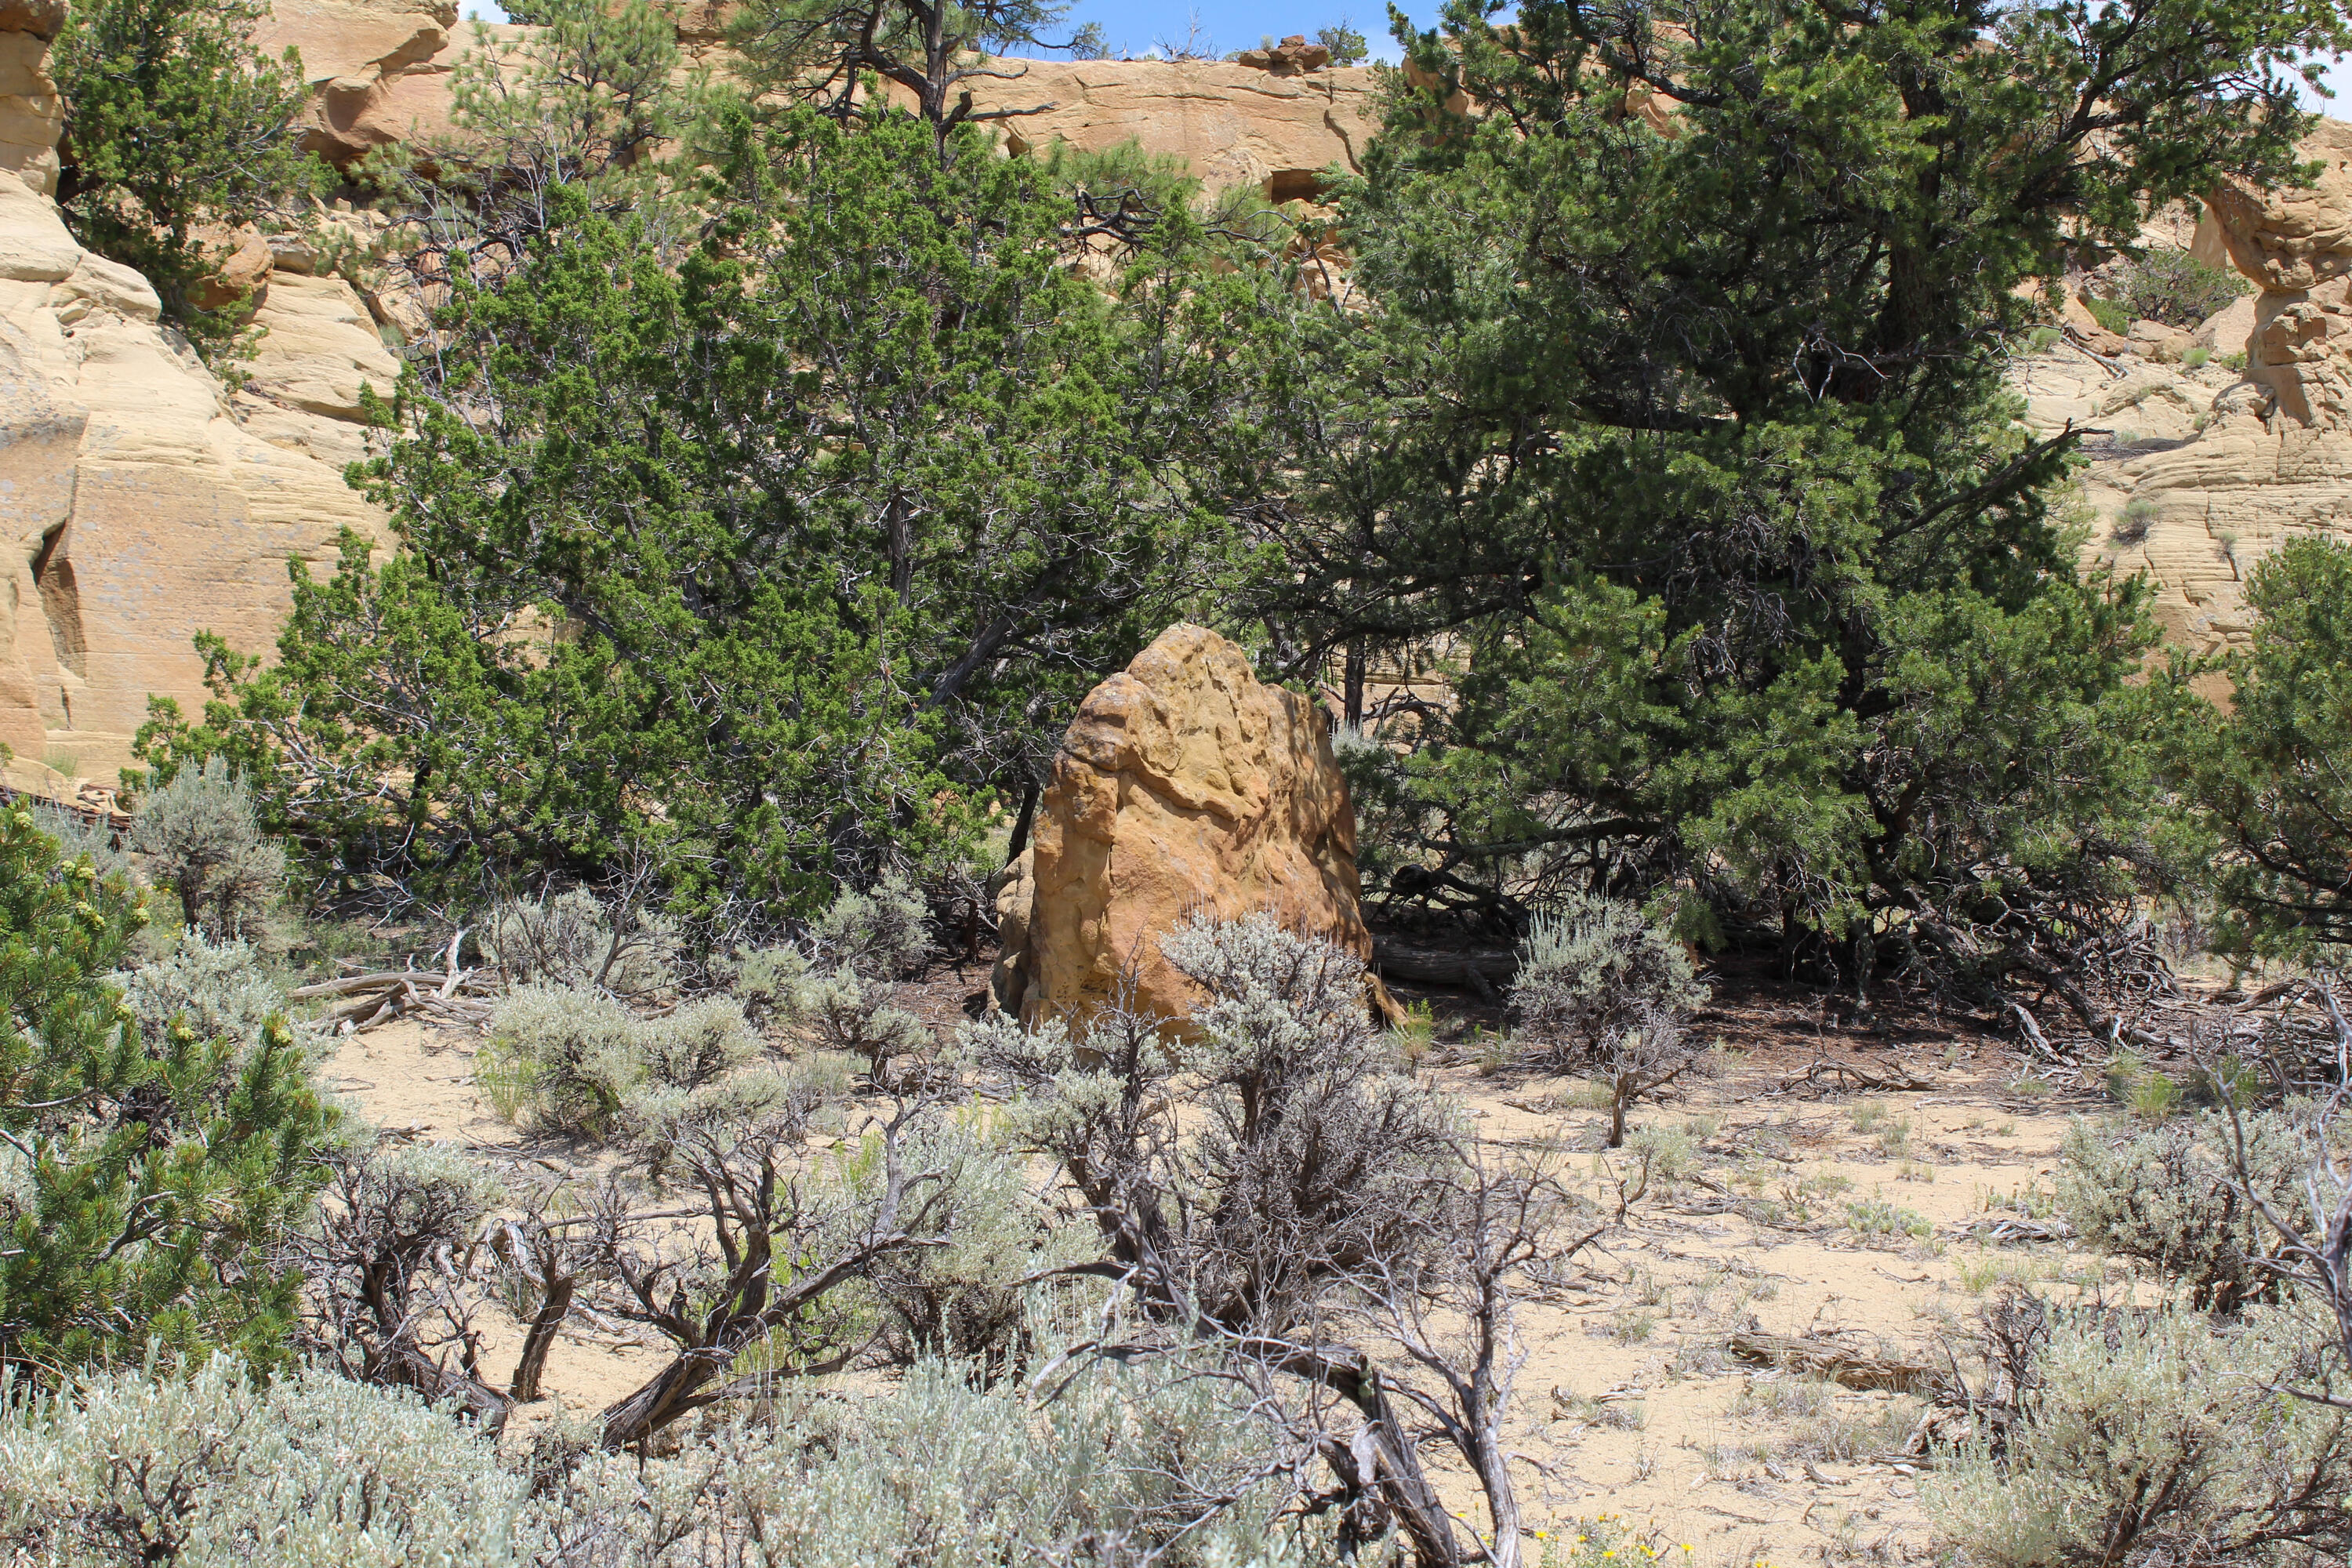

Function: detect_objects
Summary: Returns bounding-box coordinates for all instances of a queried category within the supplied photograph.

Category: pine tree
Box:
[0,801,334,1374]
[51,0,327,347]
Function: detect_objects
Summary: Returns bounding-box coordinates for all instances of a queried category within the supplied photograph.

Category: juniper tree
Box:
[1236,0,2340,1023]
[2191,536,2352,957]
[51,0,326,347]
[149,100,1279,916]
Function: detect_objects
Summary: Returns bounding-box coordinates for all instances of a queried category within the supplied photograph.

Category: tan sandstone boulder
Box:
[993,623,1379,1029]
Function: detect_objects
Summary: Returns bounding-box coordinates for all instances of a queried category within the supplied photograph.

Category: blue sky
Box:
[456,2,2351,107]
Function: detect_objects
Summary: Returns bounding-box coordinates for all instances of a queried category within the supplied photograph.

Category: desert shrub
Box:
[814,871,935,979]
[2100,248,2252,329]
[31,804,133,884]
[1510,892,1710,1145]
[1512,891,1708,1057]
[975,913,1463,1335]
[1926,1301,2352,1565]
[480,983,641,1136]
[651,1355,1328,1567]
[128,756,283,938]
[0,1352,532,1566]
[114,930,284,1052]
[826,1116,1088,1372]
[2112,496,2158,543]
[720,942,813,1027]
[483,983,760,1138]
[2080,292,2132,335]
[481,887,675,997]
[304,1145,509,1410]
[800,964,933,1087]
[0,1345,1330,1566]
[636,996,757,1092]
[2055,1111,2310,1309]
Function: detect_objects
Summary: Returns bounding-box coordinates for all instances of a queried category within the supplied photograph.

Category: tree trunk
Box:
[510,1276,575,1403]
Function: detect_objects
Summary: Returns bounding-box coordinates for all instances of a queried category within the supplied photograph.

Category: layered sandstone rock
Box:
[993,623,1377,1029]
[0,9,387,797]
[992,59,1374,201]
[263,6,1381,203]
[252,0,483,167]
[0,0,59,195]
[2012,121,2352,655]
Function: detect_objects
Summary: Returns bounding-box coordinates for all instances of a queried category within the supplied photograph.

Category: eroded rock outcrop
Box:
[0,8,386,797]
[2013,121,2352,654]
[263,9,1381,204]
[993,623,1376,1029]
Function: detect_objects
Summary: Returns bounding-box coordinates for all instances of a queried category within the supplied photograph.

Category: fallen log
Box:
[1777,1055,1933,1094]
[1728,1330,1948,1396]
[1370,937,1517,993]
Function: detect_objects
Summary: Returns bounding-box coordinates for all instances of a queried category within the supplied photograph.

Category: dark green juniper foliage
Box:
[2191,536,2352,958]
[0,803,332,1374]
[1237,0,2337,1020]
[724,0,1075,143]
[50,0,326,349]
[144,92,1275,918]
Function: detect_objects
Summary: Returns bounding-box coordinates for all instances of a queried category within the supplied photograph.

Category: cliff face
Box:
[0,5,390,798]
[251,0,1381,201]
[2015,122,2352,655]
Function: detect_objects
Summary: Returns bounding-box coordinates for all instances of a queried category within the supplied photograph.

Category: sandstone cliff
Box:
[0,5,390,798]
[2016,123,2352,654]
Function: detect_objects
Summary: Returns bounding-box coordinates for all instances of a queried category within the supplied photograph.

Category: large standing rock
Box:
[993,623,1378,1029]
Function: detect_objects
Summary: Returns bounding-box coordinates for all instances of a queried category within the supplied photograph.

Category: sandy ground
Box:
[325,990,2109,1566]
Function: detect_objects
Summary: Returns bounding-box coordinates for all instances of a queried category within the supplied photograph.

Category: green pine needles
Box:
[50,0,326,348]
[0,807,336,1374]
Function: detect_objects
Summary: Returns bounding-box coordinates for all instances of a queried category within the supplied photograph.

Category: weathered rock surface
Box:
[994,623,1376,1029]
[2009,121,2352,655]
[991,59,1374,201]
[0,10,387,797]
[267,9,1381,202]
[0,0,60,195]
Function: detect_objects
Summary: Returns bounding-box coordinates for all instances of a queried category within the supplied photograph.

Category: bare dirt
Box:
[324,959,2120,1566]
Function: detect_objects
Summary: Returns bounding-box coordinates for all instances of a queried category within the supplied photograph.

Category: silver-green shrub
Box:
[637,996,758,1091]
[0,1348,1333,1567]
[129,756,283,938]
[535,1355,1336,1568]
[813,871,934,979]
[1508,890,1708,1062]
[823,1116,1094,1368]
[481,983,641,1136]
[0,1352,532,1567]
[1926,1303,2352,1565]
[1508,891,1711,1145]
[800,964,931,1085]
[33,803,134,884]
[485,985,758,1138]
[114,930,285,1052]
[482,887,675,997]
[2056,1110,2310,1310]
